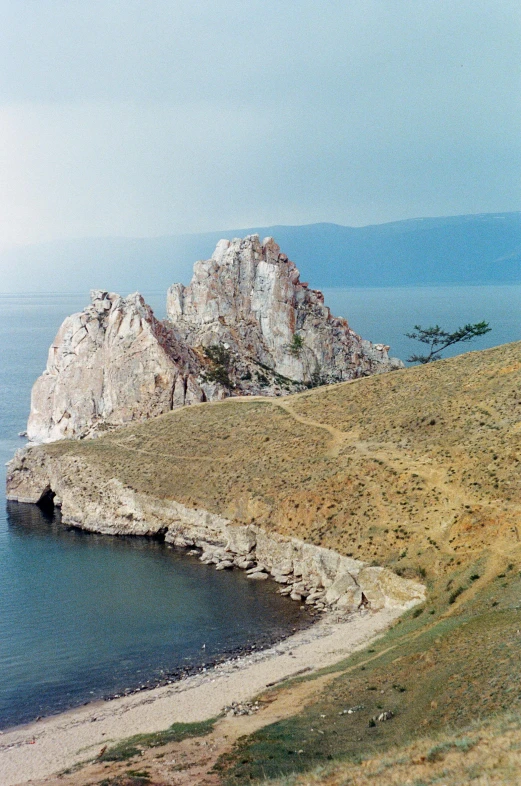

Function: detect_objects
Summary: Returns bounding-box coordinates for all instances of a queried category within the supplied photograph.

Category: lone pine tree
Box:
[406,321,491,364]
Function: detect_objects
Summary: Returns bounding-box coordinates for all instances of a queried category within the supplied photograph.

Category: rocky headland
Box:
[27,234,402,443]
[9,234,417,619]
[9,340,521,618]
[6,443,424,614]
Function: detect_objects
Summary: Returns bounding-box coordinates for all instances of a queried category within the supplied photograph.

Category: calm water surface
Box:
[0,292,308,729]
[323,284,521,362]
[0,286,519,729]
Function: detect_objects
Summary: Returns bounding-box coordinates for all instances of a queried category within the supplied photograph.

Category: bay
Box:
[0,292,306,730]
[0,285,519,730]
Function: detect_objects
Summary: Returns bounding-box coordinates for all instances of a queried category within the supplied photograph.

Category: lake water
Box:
[323,284,521,363]
[0,292,310,730]
[0,285,519,730]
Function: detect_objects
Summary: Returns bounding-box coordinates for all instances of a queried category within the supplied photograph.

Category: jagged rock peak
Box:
[27,289,212,443]
[167,234,402,385]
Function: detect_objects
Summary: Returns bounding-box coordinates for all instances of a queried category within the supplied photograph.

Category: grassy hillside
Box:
[40,341,521,784]
[47,341,521,579]
[256,709,521,785]
[218,570,521,783]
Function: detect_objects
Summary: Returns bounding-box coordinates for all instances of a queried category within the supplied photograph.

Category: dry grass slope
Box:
[263,711,521,786]
[47,341,521,583]
[39,342,521,785]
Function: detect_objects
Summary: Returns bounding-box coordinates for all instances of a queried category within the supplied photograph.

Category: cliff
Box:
[27,290,214,443]
[11,341,521,614]
[6,433,424,615]
[28,235,402,442]
[167,235,401,385]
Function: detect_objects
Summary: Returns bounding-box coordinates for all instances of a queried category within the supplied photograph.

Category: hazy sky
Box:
[0,0,520,246]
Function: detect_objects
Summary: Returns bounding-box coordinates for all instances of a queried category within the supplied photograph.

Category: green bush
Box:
[203,345,232,387]
[98,718,217,762]
[289,333,304,357]
[449,586,466,604]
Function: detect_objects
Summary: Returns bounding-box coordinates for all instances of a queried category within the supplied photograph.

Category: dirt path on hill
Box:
[352,438,479,519]
[112,395,348,462]
[272,399,347,457]
[111,391,520,589]
[109,394,519,578]
[267,397,521,619]
[110,439,236,462]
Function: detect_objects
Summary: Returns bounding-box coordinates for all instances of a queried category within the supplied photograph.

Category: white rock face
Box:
[6,447,425,613]
[27,290,207,443]
[27,237,403,442]
[167,235,403,385]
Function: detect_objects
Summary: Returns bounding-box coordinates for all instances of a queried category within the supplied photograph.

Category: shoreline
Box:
[0,598,316,735]
[0,606,401,786]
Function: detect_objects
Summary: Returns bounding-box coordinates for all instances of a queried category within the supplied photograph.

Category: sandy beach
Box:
[0,607,401,786]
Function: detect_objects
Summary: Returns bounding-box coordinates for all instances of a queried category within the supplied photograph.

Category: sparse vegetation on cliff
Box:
[202,344,233,387]
[289,333,304,357]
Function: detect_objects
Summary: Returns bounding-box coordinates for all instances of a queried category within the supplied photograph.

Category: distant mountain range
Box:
[0,212,520,294]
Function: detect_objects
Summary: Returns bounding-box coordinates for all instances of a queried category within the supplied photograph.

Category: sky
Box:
[0,0,520,247]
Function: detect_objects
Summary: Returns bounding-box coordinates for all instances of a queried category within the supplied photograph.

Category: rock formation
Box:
[6,446,425,613]
[167,235,402,386]
[27,291,214,443]
[28,236,403,442]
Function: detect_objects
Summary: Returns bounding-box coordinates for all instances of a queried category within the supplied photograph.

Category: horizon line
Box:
[1,210,520,252]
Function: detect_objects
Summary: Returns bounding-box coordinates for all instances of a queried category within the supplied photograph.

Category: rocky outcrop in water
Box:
[27,291,213,443]
[28,236,403,442]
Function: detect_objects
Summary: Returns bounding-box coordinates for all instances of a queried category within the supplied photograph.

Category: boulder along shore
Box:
[6,445,425,615]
